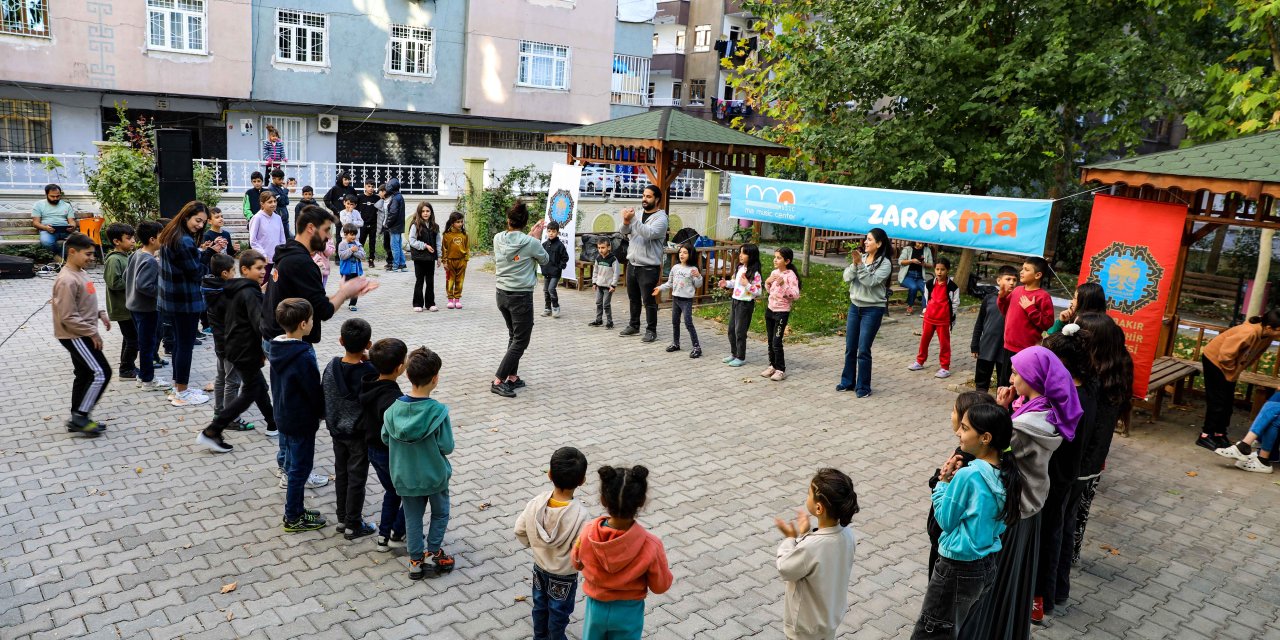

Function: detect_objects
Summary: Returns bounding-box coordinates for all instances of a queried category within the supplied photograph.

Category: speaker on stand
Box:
[156,128,197,217]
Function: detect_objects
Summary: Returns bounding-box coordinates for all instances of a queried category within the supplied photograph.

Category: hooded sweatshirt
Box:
[323,174,357,214]
[1010,411,1062,518]
[103,249,131,322]
[383,179,406,234]
[514,491,590,576]
[200,274,228,357]
[842,255,892,307]
[260,239,336,343]
[221,277,265,371]
[493,230,549,292]
[359,374,402,453]
[572,516,673,602]
[776,524,858,640]
[125,249,159,313]
[381,396,453,496]
[268,337,323,436]
[933,459,1007,561]
[322,358,376,440]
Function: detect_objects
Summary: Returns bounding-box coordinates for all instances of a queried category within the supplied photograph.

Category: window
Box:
[651,33,658,50]
[671,82,682,101]
[689,79,706,105]
[387,24,433,77]
[276,10,327,66]
[1,0,47,36]
[260,116,305,161]
[647,83,656,102]
[146,0,205,53]
[518,41,570,90]
[674,30,685,50]
[448,127,559,152]
[729,25,741,41]
[611,54,650,106]
[694,25,711,51]
[0,99,52,153]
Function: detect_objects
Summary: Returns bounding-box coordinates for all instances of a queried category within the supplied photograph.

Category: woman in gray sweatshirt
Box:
[836,228,893,397]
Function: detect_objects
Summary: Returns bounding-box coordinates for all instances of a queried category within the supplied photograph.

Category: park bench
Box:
[810,229,859,257]
[1178,271,1244,313]
[1122,356,1201,436]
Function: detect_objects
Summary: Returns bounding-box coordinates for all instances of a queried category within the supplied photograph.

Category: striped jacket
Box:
[158,235,208,315]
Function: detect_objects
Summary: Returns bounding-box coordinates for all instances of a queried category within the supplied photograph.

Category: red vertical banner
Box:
[1078,194,1186,398]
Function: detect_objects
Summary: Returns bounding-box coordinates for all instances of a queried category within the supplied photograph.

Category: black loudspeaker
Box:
[156,128,197,216]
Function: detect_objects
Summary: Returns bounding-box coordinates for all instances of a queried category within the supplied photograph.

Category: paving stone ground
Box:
[2,259,1279,640]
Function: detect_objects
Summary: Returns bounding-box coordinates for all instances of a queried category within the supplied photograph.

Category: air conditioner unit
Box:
[317,114,339,133]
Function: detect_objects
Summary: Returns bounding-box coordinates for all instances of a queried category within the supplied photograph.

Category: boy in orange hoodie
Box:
[572,465,673,639]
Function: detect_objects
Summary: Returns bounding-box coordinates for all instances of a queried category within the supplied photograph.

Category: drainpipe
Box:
[460,0,471,113]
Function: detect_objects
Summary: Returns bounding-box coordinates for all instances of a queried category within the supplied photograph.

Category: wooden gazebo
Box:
[544,108,789,211]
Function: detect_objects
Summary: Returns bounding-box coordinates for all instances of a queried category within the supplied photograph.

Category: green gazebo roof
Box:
[546,108,787,152]
[1081,130,1280,199]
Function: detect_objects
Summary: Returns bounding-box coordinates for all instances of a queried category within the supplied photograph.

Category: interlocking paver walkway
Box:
[2,260,1278,639]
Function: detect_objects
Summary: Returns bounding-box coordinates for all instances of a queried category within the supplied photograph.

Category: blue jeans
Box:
[532,566,578,640]
[168,312,200,386]
[39,227,71,251]
[280,432,316,523]
[133,310,159,383]
[582,597,643,640]
[1249,393,1280,454]
[368,447,406,537]
[903,273,926,308]
[389,233,405,269]
[402,489,449,559]
[839,304,886,395]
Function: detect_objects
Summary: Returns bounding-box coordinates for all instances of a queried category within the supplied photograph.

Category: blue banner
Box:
[730,175,1053,256]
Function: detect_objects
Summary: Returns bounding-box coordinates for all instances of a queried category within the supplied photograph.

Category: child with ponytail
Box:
[719,243,763,367]
[1196,308,1280,451]
[912,403,1024,639]
[572,465,673,639]
[926,391,997,576]
[775,468,859,640]
[762,247,802,381]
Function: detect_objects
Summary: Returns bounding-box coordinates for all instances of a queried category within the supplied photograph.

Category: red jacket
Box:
[998,286,1054,353]
[572,516,673,601]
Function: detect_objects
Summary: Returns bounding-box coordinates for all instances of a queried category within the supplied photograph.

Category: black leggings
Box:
[765,308,789,371]
[412,259,436,308]
[672,297,699,348]
[727,299,755,360]
[1201,356,1236,437]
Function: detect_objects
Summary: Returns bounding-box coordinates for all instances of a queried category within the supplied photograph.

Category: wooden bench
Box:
[811,232,859,257]
[1123,356,1200,436]
[1179,271,1244,310]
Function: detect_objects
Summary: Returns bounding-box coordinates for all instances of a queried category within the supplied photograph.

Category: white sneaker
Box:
[552,307,561,318]
[907,363,924,371]
[306,473,329,489]
[935,369,952,378]
[195,432,233,454]
[277,474,287,489]
[171,389,210,407]
[1215,443,1249,462]
[137,378,171,391]
[1236,454,1274,474]
[264,427,279,439]
[413,307,423,312]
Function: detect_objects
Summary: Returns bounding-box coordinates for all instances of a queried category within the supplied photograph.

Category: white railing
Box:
[195,159,442,195]
[649,98,682,107]
[578,169,709,200]
[0,153,97,190]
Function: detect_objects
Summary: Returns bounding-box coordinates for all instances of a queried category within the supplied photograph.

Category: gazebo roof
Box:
[1081,130,1280,199]
[545,108,788,153]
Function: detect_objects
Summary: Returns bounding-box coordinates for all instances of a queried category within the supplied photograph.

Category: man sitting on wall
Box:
[32,183,78,255]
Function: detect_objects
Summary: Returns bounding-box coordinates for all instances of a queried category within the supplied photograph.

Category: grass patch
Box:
[694,263,853,340]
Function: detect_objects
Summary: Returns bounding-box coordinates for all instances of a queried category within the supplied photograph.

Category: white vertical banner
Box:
[540,163,584,282]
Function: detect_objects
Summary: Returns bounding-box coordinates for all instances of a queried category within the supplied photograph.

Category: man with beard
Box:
[32,183,78,253]
[618,185,669,343]
[261,205,377,347]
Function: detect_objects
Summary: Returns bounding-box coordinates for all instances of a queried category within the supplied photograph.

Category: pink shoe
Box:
[446,299,456,309]
[455,299,462,309]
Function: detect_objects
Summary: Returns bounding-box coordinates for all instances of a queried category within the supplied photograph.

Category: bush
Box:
[0,244,57,264]
[85,104,159,228]
[454,165,549,251]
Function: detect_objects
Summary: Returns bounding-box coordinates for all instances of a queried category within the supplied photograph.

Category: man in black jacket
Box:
[261,206,375,345]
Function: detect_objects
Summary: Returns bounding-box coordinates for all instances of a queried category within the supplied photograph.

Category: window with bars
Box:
[611,54,650,107]
[146,0,206,53]
[517,41,570,90]
[387,24,433,77]
[0,99,52,153]
[276,10,327,66]
[448,127,559,152]
[1,0,47,36]
[260,116,305,161]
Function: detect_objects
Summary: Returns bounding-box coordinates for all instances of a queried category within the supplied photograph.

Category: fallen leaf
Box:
[226,611,234,621]
[43,416,52,421]
[1248,534,1257,540]
[135,467,143,474]
[1167,490,1181,495]
[1099,544,1120,556]
[183,543,192,549]
[221,582,237,594]
[162,464,171,471]
[489,428,499,433]
[478,502,492,511]
[177,416,184,422]
[514,595,528,602]
[1186,471,1198,477]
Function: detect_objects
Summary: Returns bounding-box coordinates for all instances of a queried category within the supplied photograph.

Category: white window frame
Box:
[385,24,434,78]
[611,54,651,107]
[260,116,306,162]
[275,10,328,67]
[0,0,48,37]
[689,79,707,105]
[517,41,571,91]
[146,0,207,54]
[693,25,711,52]
[674,29,685,50]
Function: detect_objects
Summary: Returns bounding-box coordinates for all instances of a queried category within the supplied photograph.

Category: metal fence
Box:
[0,153,96,190]
[195,159,443,195]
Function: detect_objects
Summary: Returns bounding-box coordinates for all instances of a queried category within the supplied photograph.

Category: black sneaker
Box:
[119,370,137,380]
[345,521,377,540]
[606,321,614,329]
[65,420,104,437]
[619,327,640,336]
[1213,434,1232,449]
[666,344,681,353]
[376,535,392,552]
[509,378,526,390]
[588,319,603,327]
[1195,435,1219,451]
[641,331,657,343]
[390,532,406,543]
[154,358,169,367]
[336,524,346,534]
[283,512,327,532]
[490,381,517,398]
[690,347,702,359]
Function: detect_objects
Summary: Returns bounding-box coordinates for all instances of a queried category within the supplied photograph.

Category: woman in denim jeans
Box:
[898,241,933,315]
[837,228,893,397]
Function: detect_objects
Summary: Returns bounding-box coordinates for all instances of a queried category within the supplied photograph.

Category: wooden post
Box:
[704,171,721,239]
[801,227,813,276]
[1248,228,1275,317]
[1158,219,1193,358]
[461,157,487,241]
[954,248,976,295]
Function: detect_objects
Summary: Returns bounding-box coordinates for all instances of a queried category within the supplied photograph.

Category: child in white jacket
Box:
[514,447,590,640]
[776,468,859,640]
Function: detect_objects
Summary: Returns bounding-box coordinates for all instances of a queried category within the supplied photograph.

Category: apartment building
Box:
[650,0,764,127]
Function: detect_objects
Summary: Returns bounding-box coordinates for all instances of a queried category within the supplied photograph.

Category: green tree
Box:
[454,165,548,251]
[85,105,160,227]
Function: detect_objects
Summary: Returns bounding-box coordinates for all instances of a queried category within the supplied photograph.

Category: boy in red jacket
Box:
[998,256,1055,365]
[909,257,960,378]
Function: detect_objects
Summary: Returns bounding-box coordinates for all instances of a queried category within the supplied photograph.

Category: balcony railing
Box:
[0,153,96,190]
[650,98,682,107]
[196,159,442,195]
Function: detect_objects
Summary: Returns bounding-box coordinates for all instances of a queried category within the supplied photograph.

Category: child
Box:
[775,468,860,640]
[53,233,113,436]
[718,243,763,367]
[1216,390,1280,473]
[338,224,366,311]
[407,202,441,311]
[972,265,1018,392]
[270,298,328,532]
[311,223,336,289]
[324,172,356,215]
[339,195,364,234]
[362,338,408,550]
[242,171,266,220]
[763,247,801,380]
[201,253,256,441]
[262,124,287,172]
[908,257,959,379]
[249,192,286,263]
[998,256,1055,361]
[442,211,469,309]
[912,404,1024,639]
[357,181,381,266]
[1048,281,1105,335]
[541,221,570,317]
[654,244,705,357]
[383,347,456,577]
[899,241,933,316]
[572,465,673,638]
[202,208,236,257]
[514,447,590,640]
[384,179,407,271]
[587,237,618,329]
[323,318,378,539]
[197,250,276,452]
[103,222,138,380]
[294,186,319,229]
[925,391,996,576]
[1196,308,1280,451]
[375,186,392,270]
[269,168,291,237]
[125,220,169,391]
